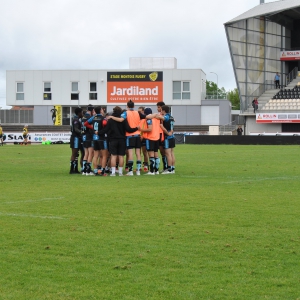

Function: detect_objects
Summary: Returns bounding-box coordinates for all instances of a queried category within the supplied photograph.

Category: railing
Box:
[205,93,228,100]
[219,120,236,135]
[243,70,298,113]
[286,67,298,86]
[245,84,264,112]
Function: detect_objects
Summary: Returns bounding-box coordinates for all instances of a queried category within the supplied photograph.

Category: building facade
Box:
[5,58,231,126]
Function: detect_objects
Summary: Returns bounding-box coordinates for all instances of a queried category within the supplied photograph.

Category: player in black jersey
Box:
[98,106,139,176]
[81,105,94,175]
[70,107,83,174]
[84,106,108,176]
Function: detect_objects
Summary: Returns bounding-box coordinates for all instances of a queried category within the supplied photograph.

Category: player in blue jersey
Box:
[84,106,108,176]
[156,105,175,174]
[156,101,168,172]
[70,107,83,174]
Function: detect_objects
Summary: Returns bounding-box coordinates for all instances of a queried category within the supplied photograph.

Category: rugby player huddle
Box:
[69,100,175,176]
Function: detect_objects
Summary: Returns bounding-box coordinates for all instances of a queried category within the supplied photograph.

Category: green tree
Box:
[227,88,240,110]
[206,81,228,99]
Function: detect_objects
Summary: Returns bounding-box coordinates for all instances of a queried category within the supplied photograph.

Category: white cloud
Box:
[0,0,273,108]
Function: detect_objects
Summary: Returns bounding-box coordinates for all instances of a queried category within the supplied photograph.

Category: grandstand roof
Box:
[225,0,300,28]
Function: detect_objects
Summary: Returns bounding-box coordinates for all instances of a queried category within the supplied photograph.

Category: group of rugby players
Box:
[69,100,176,176]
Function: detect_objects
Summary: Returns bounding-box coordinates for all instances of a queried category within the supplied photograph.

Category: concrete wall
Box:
[245,116,282,135]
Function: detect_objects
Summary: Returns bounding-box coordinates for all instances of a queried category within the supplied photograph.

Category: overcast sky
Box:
[0,0,275,108]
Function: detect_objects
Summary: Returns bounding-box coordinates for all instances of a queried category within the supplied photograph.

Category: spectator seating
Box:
[262,85,300,110]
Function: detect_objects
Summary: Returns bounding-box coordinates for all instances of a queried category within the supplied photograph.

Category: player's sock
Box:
[155,157,160,172]
[136,160,141,171]
[111,167,116,175]
[82,160,87,172]
[162,156,167,170]
[74,160,79,173]
[86,162,91,173]
[70,161,74,172]
[128,160,134,172]
[149,157,155,173]
[119,167,123,174]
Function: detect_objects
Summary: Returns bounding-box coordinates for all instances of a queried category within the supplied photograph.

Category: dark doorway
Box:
[282,123,300,132]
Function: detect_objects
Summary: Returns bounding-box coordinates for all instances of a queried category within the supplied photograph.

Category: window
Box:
[173,81,190,100]
[71,82,79,100]
[16,82,24,100]
[43,82,52,100]
[89,82,97,100]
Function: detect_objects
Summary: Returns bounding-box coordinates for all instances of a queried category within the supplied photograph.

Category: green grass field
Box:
[0,144,300,300]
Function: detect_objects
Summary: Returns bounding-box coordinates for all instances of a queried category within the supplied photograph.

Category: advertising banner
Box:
[55,105,62,125]
[4,132,71,143]
[280,51,300,61]
[50,105,62,125]
[107,71,163,103]
[256,113,300,123]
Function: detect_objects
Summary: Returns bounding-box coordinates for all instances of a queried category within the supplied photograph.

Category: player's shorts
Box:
[0,134,2,138]
[83,140,93,148]
[70,136,82,149]
[163,137,175,149]
[109,139,126,156]
[141,138,146,147]
[23,134,27,139]
[126,135,141,149]
[94,139,108,151]
[159,133,164,147]
[145,139,159,152]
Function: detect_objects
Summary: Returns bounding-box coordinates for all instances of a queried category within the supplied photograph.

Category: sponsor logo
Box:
[149,72,158,82]
[111,86,158,96]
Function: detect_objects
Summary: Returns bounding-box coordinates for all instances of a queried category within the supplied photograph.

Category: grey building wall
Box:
[172,106,201,125]
[202,100,231,125]
[30,102,230,126]
[245,117,281,135]
[34,106,53,125]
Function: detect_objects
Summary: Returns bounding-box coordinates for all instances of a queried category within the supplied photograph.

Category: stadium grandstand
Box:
[225,0,300,135]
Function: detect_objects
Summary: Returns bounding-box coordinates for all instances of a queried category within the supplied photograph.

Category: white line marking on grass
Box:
[0,212,65,219]
[222,176,300,184]
[2,197,64,205]
[180,175,209,179]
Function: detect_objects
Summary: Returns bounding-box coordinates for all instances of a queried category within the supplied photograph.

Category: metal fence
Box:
[205,93,228,100]
[0,110,33,124]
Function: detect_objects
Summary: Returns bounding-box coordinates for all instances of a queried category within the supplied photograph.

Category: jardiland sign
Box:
[107,71,163,103]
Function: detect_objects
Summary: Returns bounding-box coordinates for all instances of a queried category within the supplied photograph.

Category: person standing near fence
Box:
[274,72,280,89]
[252,98,258,113]
[237,126,243,136]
